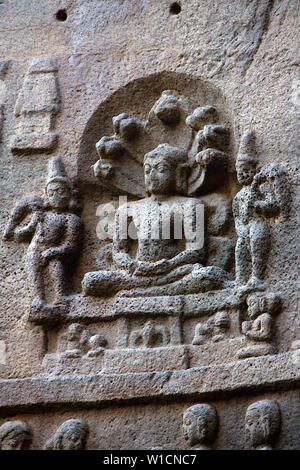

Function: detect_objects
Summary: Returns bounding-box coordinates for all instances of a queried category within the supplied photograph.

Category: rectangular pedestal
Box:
[104,346,188,373]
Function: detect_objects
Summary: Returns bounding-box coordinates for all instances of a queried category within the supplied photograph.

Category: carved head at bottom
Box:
[245,400,281,449]
[183,404,218,448]
[0,420,32,450]
[45,419,89,450]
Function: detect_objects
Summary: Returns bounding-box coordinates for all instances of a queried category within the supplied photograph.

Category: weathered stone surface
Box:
[0,0,299,450]
[0,350,299,411]
[10,57,60,152]
[104,346,189,374]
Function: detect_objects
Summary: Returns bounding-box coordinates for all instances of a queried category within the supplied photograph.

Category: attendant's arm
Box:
[254,189,279,217]
[13,212,39,242]
[252,177,280,217]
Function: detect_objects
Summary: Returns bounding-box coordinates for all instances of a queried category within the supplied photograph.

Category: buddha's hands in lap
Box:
[133,259,171,276]
[133,250,200,276]
[114,249,201,277]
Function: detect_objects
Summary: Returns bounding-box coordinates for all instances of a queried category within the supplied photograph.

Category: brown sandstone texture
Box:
[0,0,299,449]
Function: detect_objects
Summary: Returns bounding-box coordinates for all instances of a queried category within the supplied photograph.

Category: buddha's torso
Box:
[126,196,200,262]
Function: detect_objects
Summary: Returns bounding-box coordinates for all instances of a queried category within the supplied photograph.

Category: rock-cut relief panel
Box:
[3,73,292,376]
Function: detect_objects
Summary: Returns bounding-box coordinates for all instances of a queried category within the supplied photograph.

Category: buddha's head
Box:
[144,143,189,196]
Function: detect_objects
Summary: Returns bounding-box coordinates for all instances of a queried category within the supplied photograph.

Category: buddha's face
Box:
[183,412,207,447]
[61,429,84,450]
[236,161,256,186]
[47,181,71,210]
[245,408,269,448]
[144,156,176,196]
[1,430,26,450]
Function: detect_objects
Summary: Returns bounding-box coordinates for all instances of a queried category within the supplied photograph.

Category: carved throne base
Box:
[103,339,244,374]
[42,353,105,376]
[42,338,245,376]
[39,289,248,376]
[64,288,238,321]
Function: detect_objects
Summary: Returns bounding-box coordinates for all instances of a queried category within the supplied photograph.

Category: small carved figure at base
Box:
[61,323,89,358]
[211,311,230,342]
[245,400,281,450]
[237,292,281,359]
[192,318,214,345]
[0,421,32,450]
[130,320,170,348]
[44,419,89,450]
[58,323,107,359]
[192,312,230,345]
[86,334,107,357]
[183,404,218,450]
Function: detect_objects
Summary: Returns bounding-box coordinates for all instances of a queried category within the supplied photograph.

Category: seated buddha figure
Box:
[82,143,229,297]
